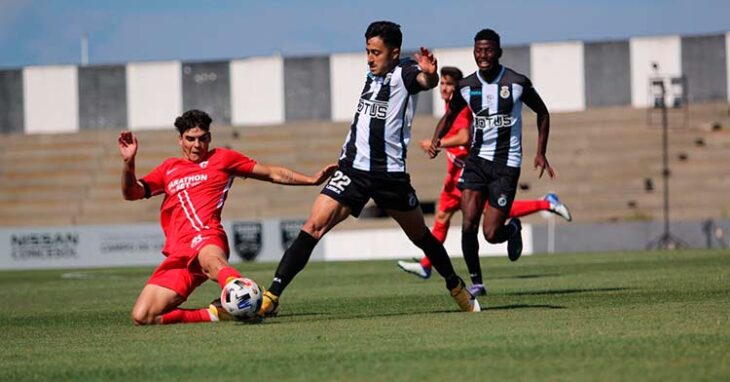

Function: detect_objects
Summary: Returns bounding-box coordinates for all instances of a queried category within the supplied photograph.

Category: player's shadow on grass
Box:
[261,303,568,322]
[270,311,327,319]
[492,273,562,280]
[484,304,566,310]
[505,287,629,296]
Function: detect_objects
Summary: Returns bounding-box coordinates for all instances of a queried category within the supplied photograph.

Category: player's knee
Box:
[301,221,325,240]
[483,228,499,244]
[131,307,155,326]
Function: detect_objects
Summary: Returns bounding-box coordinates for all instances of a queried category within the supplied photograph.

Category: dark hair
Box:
[474,29,501,47]
[440,66,463,82]
[174,109,212,135]
[365,21,402,50]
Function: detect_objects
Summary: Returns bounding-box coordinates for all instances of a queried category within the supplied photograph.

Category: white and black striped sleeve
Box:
[400,59,424,94]
[519,76,544,111]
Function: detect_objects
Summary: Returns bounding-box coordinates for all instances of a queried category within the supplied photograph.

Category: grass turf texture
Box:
[1,249,728,381]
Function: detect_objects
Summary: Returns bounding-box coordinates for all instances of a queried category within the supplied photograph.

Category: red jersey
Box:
[443,103,472,175]
[140,147,257,257]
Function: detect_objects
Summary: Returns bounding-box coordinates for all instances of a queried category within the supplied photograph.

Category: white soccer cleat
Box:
[397,260,431,279]
[544,193,572,222]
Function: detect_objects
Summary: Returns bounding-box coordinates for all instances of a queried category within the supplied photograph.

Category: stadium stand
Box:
[0,102,728,228]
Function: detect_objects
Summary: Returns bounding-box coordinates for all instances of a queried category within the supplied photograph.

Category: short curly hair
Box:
[174,109,212,136]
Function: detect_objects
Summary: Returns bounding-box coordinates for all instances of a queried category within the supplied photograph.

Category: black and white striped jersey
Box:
[338,58,425,173]
[448,65,536,168]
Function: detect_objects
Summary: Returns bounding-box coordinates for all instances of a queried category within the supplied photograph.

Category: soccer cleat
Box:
[507,218,523,262]
[257,290,280,318]
[468,283,487,297]
[544,193,572,222]
[397,260,432,279]
[208,298,235,322]
[449,278,481,312]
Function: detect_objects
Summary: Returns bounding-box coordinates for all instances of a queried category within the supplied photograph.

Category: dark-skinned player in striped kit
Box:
[428,29,557,292]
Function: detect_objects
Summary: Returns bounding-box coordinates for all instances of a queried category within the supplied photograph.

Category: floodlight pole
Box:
[647,79,685,250]
[660,90,671,242]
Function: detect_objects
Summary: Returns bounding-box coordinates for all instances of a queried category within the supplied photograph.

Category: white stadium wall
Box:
[230,56,285,125]
[530,41,586,112]
[323,225,534,261]
[629,35,682,108]
[330,52,367,122]
[22,66,78,134]
[431,47,475,117]
[3,32,729,135]
[126,61,182,130]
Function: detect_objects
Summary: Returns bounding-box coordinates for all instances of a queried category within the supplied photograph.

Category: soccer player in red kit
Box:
[397,67,571,295]
[119,109,336,325]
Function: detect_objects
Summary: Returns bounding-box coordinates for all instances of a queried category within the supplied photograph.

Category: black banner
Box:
[280,220,305,250]
[232,222,263,261]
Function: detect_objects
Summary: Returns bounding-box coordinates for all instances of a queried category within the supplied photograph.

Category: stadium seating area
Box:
[1,102,728,228]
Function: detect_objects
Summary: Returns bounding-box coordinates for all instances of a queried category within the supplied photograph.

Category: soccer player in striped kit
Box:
[119,109,336,325]
[397,66,571,294]
[258,21,480,317]
[428,29,557,290]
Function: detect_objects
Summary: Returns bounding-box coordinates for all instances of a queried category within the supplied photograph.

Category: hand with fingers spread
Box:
[534,153,555,179]
[414,46,437,75]
[414,47,439,90]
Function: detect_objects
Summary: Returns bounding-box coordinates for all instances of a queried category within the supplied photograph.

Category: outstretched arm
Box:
[248,163,338,186]
[522,88,555,179]
[118,131,146,200]
[413,47,439,90]
[418,127,469,153]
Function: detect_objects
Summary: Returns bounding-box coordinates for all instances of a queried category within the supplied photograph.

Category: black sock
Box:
[413,230,458,288]
[461,229,482,285]
[268,231,319,296]
[462,239,483,286]
[492,222,517,243]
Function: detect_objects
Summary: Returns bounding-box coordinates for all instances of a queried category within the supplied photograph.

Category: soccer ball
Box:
[220,277,263,320]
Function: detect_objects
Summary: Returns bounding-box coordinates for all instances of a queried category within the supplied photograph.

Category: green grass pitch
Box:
[1,249,728,381]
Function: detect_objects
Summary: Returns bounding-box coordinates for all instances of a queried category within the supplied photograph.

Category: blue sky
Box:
[0,0,728,68]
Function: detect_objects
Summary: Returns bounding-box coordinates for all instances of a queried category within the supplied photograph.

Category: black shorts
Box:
[321,167,420,217]
[457,155,521,213]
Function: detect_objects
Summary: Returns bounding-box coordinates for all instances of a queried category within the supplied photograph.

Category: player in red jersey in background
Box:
[119,109,336,325]
[397,67,571,296]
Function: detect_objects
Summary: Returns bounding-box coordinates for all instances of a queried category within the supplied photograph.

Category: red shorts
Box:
[437,172,463,213]
[147,230,230,299]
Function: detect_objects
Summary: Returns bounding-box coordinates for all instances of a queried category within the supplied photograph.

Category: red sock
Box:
[510,200,550,218]
[217,266,242,289]
[160,308,212,324]
[432,220,449,243]
[420,256,432,269]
